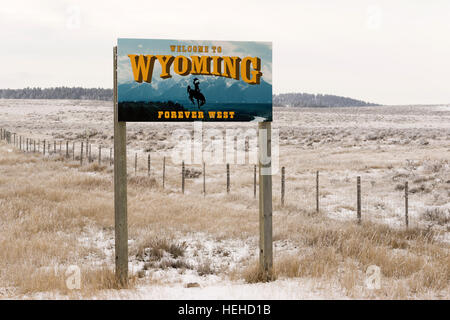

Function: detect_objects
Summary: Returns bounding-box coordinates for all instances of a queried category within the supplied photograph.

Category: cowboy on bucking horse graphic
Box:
[187,78,206,108]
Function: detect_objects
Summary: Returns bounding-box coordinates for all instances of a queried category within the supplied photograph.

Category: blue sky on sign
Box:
[117,39,272,85]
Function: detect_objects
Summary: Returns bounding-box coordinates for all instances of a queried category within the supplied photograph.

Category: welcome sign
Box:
[117,38,272,122]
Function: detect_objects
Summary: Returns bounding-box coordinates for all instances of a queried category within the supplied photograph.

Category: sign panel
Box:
[117,38,272,122]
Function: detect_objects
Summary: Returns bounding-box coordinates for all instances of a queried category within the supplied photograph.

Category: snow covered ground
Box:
[0,100,448,299]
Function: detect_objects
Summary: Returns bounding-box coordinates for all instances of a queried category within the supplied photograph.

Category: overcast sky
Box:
[1,0,449,105]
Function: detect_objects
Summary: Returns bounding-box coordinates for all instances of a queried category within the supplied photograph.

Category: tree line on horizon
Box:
[0,87,113,101]
[0,87,378,107]
[273,93,378,107]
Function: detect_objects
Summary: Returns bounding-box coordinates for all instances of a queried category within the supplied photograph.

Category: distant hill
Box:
[0,87,378,107]
[273,93,378,107]
[0,87,112,100]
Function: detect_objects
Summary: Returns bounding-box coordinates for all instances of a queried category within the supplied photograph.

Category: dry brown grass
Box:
[233,215,449,298]
[0,144,130,297]
[128,176,158,189]
[238,261,277,283]
[1,140,448,299]
[0,103,449,299]
[421,208,450,226]
[133,237,187,261]
[79,162,107,172]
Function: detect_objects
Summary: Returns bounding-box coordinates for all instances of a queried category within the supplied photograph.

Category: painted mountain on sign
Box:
[118,75,272,104]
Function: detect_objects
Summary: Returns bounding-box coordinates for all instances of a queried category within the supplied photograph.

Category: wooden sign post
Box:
[258,122,273,279]
[113,46,128,286]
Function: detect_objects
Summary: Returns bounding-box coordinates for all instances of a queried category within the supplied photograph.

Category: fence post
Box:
[254,164,257,198]
[405,181,409,229]
[89,144,92,163]
[203,161,206,197]
[86,137,89,160]
[357,176,361,224]
[59,141,62,154]
[226,163,230,194]
[80,141,83,165]
[54,141,56,154]
[134,153,137,175]
[163,156,166,189]
[316,171,319,213]
[281,166,285,207]
[147,153,150,176]
[182,161,185,194]
[72,142,75,160]
[99,145,102,165]
[66,141,69,158]
[43,140,45,155]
